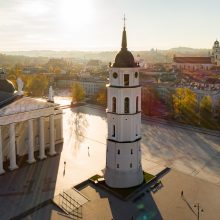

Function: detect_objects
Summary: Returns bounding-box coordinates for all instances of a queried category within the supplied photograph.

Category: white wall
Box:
[109,68,140,87]
[175,63,213,70]
[106,140,141,171]
[107,87,141,114]
[107,113,141,142]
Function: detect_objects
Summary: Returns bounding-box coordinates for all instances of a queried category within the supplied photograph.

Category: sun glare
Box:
[20,1,49,16]
[59,0,95,31]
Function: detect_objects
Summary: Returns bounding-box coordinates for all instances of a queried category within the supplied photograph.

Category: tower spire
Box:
[121,14,127,50]
[123,14,126,29]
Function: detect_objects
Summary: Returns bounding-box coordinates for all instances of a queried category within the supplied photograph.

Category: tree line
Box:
[142,87,220,130]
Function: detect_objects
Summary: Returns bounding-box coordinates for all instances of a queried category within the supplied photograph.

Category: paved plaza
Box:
[78,169,220,220]
[0,101,220,219]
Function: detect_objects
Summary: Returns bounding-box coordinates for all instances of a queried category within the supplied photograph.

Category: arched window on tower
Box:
[124,74,129,86]
[112,125,115,137]
[112,97,116,113]
[124,97,129,113]
[136,96,139,113]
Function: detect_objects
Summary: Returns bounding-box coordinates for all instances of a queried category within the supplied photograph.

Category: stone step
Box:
[52,187,88,218]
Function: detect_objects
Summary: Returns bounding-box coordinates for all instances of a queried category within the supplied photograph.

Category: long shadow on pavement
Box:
[0,144,63,220]
[90,182,163,220]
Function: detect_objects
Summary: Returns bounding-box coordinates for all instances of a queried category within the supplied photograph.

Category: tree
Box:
[172,88,197,123]
[142,87,158,116]
[200,96,212,118]
[25,75,49,97]
[199,95,213,128]
[216,97,220,122]
[71,83,85,103]
[96,88,107,106]
[53,66,61,74]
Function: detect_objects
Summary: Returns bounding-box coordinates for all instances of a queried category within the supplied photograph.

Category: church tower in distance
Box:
[104,19,144,188]
[211,40,220,66]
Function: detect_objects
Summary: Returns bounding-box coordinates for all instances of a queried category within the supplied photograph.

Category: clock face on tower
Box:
[113,72,118,79]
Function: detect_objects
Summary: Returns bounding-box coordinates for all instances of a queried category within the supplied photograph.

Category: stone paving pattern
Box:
[0,103,219,219]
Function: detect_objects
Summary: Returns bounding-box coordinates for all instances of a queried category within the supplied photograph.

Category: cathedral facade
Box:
[173,40,220,71]
[0,70,63,174]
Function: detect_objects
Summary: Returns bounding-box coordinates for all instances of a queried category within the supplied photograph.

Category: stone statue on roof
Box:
[16,78,24,95]
[48,86,54,102]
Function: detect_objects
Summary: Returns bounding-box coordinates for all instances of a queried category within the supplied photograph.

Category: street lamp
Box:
[194,203,204,220]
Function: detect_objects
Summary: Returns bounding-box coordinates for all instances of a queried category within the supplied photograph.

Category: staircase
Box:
[53,188,88,219]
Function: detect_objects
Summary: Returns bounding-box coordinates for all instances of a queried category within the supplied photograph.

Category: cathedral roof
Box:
[0,69,17,108]
[113,24,138,68]
[0,91,17,108]
[0,69,15,93]
[0,79,16,93]
[173,57,212,64]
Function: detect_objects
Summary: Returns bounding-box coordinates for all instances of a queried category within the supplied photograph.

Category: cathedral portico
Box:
[27,119,36,164]
[9,123,18,170]
[0,75,63,174]
[39,117,47,160]
[49,114,56,156]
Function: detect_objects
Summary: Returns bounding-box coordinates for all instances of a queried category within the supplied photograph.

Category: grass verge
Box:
[89,172,155,200]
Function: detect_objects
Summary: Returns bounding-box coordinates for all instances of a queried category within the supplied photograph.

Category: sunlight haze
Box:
[0,0,220,51]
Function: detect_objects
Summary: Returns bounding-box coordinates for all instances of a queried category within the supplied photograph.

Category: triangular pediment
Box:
[0,97,56,117]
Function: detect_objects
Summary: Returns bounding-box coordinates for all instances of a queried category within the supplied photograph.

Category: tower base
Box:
[104,166,143,188]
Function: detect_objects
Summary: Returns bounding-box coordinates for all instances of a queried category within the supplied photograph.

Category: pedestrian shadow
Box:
[181,195,197,216]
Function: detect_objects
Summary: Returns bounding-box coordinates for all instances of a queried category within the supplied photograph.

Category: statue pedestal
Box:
[17,91,24,96]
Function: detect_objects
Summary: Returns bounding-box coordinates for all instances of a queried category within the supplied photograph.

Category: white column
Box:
[0,126,5,174]
[49,115,56,156]
[39,117,46,159]
[60,116,63,140]
[9,123,18,170]
[27,119,36,164]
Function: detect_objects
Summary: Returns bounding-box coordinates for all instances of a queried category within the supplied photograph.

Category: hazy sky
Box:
[0,0,219,51]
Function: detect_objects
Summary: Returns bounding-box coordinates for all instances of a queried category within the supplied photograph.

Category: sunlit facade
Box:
[0,70,63,174]
[173,40,220,71]
[105,24,143,188]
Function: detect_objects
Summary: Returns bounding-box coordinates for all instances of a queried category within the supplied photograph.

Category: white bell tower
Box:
[104,18,143,188]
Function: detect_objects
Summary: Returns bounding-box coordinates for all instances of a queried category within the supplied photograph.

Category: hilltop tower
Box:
[104,20,143,188]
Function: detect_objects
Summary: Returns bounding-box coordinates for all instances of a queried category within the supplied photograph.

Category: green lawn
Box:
[90,174,102,182]
[90,172,155,199]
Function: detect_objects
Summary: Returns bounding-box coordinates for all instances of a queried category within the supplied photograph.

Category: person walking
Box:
[63,161,66,176]
[88,146,90,157]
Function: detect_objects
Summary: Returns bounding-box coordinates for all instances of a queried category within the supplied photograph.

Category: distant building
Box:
[0,70,63,175]
[86,60,101,68]
[173,40,220,71]
[23,66,48,74]
[54,76,105,97]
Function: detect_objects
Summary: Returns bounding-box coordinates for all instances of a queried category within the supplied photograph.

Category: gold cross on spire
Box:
[123,14,126,28]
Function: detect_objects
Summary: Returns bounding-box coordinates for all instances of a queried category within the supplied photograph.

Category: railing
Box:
[59,191,82,219]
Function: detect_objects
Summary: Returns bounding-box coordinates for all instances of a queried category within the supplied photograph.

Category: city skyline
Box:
[0,0,220,51]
